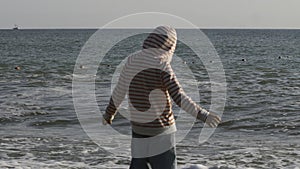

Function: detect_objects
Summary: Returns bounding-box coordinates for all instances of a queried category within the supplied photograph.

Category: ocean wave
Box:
[0,117,20,124]
[29,119,79,127]
[19,111,49,117]
[0,111,48,124]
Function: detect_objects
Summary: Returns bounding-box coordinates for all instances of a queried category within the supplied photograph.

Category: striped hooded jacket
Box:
[103,26,209,136]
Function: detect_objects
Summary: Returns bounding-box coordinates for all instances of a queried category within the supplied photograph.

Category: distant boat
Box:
[13,25,19,30]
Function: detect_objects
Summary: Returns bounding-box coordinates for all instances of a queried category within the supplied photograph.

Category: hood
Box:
[142,26,177,54]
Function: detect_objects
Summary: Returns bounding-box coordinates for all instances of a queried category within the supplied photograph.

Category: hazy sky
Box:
[1,0,300,29]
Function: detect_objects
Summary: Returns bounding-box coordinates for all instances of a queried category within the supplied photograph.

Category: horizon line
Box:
[1,26,300,30]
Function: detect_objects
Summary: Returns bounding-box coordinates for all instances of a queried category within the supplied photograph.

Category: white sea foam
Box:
[181,164,209,169]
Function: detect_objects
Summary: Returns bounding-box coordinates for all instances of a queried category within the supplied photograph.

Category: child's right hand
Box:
[205,112,221,128]
[102,114,114,125]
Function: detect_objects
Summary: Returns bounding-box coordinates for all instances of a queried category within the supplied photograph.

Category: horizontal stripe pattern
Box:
[104,26,209,135]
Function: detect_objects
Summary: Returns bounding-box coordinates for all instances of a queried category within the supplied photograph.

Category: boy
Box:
[103,26,221,169]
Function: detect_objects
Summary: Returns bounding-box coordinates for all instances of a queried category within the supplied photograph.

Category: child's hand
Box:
[102,114,114,125]
[205,112,221,128]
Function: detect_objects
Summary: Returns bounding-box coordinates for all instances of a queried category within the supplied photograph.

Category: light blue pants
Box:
[129,132,177,169]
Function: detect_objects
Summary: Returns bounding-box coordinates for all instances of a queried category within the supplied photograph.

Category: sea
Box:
[0,29,299,169]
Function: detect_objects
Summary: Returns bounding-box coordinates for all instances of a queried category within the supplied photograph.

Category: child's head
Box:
[142,26,177,52]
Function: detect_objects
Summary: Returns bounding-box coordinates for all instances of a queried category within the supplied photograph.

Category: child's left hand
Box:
[205,112,221,128]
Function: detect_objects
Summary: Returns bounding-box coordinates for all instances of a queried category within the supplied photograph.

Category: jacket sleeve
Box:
[103,64,128,122]
[161,63,209,122]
